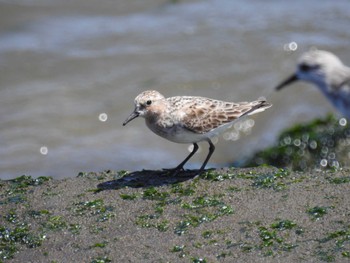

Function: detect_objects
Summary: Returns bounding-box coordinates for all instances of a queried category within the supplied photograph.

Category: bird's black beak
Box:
[275,74,299,90]
[123,110,140,126]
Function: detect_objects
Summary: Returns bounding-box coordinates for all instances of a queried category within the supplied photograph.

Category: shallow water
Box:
[1,0,349,179]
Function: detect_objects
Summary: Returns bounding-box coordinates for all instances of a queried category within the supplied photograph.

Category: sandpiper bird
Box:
[123,90,272,175]
[276,49,350,118]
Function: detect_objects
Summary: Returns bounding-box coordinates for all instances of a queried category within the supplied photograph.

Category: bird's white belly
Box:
[146,121,209,144]
[145,120,236,144]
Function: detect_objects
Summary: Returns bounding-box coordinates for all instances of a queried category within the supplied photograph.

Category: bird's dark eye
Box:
[299,63,311,72]
[146,100,152,106]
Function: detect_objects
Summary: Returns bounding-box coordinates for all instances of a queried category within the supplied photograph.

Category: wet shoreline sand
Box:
[1,167,349,262]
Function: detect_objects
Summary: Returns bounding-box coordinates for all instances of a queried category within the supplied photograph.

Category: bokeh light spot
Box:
[339,118,347,126]
[211,136,219,144]
[40,146,48,155]
[320,159,328,167]
[99,113,108,122]
[283,41,298,52]
[309,140,317,149]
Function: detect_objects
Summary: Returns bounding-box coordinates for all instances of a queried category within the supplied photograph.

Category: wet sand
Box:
[1,167,349,262]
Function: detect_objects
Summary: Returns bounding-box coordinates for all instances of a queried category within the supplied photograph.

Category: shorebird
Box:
[123,90,272,175]
[276,49,350,118]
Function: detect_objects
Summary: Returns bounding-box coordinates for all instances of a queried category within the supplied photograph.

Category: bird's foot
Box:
[162,167,205,178]
[162,167,185,176]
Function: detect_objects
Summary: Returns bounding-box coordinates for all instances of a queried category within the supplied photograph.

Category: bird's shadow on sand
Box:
[96,169,204,191]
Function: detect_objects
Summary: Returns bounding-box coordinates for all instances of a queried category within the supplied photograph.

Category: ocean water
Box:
[0,0,349,179]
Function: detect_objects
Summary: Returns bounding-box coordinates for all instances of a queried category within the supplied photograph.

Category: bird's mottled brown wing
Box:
[176,97,267,134]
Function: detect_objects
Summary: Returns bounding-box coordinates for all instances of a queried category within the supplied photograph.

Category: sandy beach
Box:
[1,167,349,262]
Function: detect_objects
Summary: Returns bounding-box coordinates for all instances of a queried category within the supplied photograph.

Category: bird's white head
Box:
[296,50,344,85]
[276,49,345,91]
[123,90,165,126]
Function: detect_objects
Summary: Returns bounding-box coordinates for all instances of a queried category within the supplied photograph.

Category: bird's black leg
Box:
[175,143,199,170]
[198,139,215,174]
[164,143,199,175]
